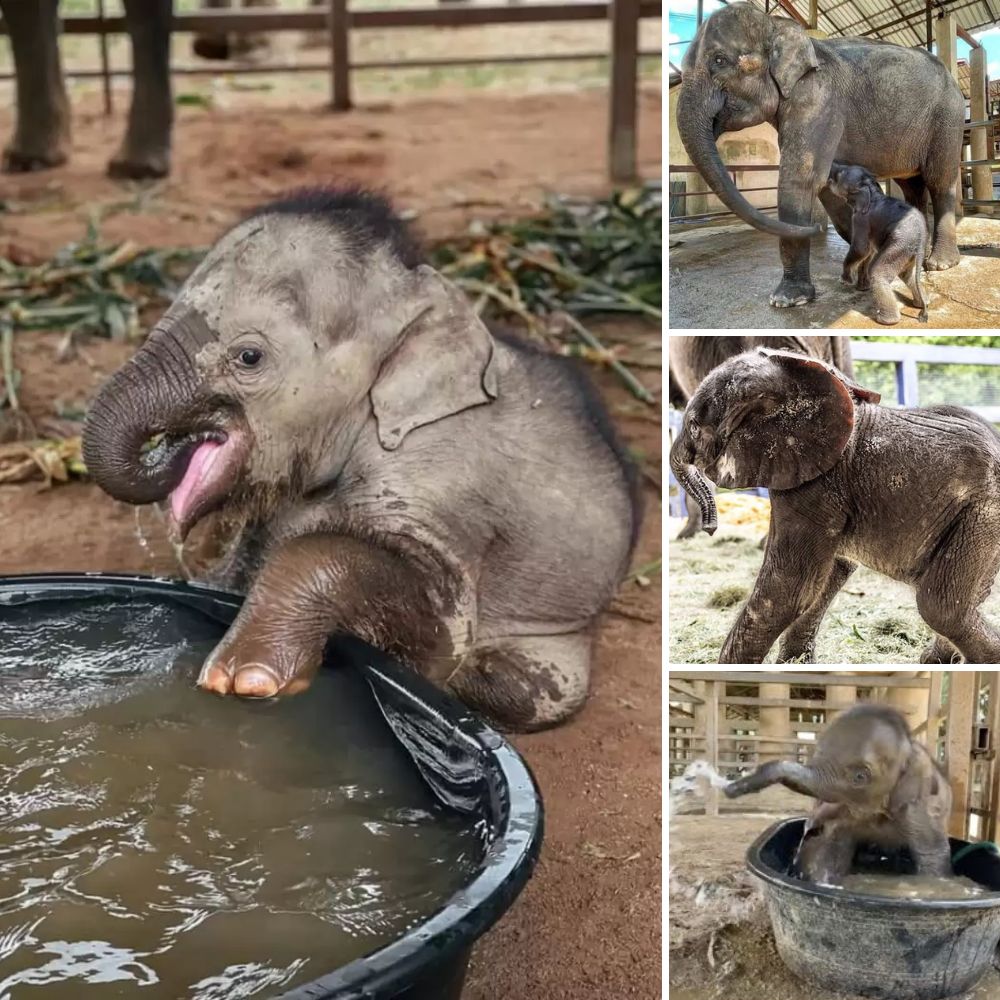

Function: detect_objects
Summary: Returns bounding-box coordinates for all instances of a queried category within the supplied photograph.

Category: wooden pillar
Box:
[808,0,818,30]
[988,672,1000,841]
[609,0,639,183]
[825,676,857,721]
[934,14,963,218]
[886,671,929,731]
[329,0,351,111]
[706,680,719,817]
[946,671,976,839]
[759,683,791,761]
[971,47,993,213]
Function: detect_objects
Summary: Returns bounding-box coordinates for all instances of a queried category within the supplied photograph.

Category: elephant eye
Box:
[851,767,871,786]
[237,347,263,368]
[713,54,727,66]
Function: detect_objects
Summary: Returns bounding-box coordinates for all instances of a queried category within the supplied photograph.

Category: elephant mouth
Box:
[149,428,247,540]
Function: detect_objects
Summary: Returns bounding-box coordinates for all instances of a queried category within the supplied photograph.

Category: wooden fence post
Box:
[608,0,638,183]
[705,679,719,817]
[97,0,112,115]
[329,0,351,111]
[946,671,976,839]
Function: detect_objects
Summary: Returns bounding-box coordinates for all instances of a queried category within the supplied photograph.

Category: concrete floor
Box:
[668,216,1000,330]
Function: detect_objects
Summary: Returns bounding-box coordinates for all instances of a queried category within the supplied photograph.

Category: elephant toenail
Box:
[198,662,233,695]
[233,665,281,698]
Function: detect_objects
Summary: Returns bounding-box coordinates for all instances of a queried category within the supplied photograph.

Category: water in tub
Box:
[0,597,482,997]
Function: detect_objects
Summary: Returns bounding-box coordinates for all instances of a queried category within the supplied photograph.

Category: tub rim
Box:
[0,572,545,1000]
[748,817,1000,912]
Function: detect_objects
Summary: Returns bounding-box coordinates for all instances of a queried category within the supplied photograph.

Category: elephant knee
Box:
[916,591,964,638]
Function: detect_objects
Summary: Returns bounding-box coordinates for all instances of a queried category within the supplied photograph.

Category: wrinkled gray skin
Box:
[669,336,854,540]
[826,163,928,326]
[677,4,963,309]
[82,209,637,732]
[670,347,1000,665]
[726,704,952,883]
[0,0,172,177]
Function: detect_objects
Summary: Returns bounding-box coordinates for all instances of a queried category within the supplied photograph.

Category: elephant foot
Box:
[925,249,960,271]
[769,279,815,308]
[107,148,171,180]
[2,144,68,173]
[874,308,901,326]
[856,279,871,292]
[839,274,855,287]
[920,636,962,664]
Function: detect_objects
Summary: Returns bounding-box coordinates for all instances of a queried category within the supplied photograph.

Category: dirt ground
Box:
[666,503,1000,665]
[0,87,662,1000]
[668,217,1000,330]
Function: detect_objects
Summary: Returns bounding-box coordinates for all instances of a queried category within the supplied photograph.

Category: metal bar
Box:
[609,0,639,183]
[670,207,780,222]
[706,681,719,817]
[329,0,351,110]
[697,0,704,24]
[670,185,777,198]
[926,0,933,52]
[720,696,915,711]
[0,50,662,86]
[671,672,931,688]
[0,4,663,34]
[96,0,112,116]
[959,199,1000,206]
[669,163,783,172]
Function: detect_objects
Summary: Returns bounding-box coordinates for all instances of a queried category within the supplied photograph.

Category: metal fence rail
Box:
[0,2,662,183]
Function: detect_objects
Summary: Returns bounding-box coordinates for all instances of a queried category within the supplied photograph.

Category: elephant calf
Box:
[82,186,640,731]
[670,347,1000,665]
[826,163,928,326]
[726,704,952,883]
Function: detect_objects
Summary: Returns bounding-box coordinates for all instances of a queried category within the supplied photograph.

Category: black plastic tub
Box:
[0,572,544,1000]
[748,817,1000,1000]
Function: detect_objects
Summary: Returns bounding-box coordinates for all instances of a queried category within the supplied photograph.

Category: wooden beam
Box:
[946,671,976,839]
[958,25,981,48]
[329,0,351,110]
[706,680,720,817]
[720,696,916,711]
[609,0,639,183]
[772,0,809,28]
[671,671,930,688]
[669,678,705,704]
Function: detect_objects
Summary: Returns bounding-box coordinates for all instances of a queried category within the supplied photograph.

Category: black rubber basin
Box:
[0,573,544,1000]
[748,817,1000,1000]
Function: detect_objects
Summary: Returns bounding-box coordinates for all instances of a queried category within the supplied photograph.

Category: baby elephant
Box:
[670,347,1000,665]
[827,163,928,326]
[726,704,952,884]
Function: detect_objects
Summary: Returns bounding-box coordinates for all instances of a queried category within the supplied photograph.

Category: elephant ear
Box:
[681,21,704,75]
[769,18,819,99]
[856,185,872,216]
[715,348,880,490]
[371,265,499,451]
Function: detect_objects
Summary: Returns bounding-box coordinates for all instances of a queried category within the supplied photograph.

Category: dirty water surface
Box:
[0,597,481,998]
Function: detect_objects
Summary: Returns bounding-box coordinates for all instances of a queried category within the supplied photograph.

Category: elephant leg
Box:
[111,0,173,179]
[915,512,1000,664]
[777,557,856,663]
[720,525,839,663]
[796,825,855,885]
[895,176,928,216]
[899,804,953,876]
[924,157,961,270]
[0,0,70,172]
[818,186,853,244]
[446,631,591,732]
[770,128,841,308]
[867,245,907,325]
[198,533,460,698]
[676,479,715,540]
[920,634,962,664]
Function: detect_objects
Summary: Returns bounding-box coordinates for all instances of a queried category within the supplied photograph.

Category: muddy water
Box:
[0,597,482,998]
[838,872,991,900]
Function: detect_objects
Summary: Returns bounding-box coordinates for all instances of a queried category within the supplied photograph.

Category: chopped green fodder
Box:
[668,518,995,664]
[708,584,748,609]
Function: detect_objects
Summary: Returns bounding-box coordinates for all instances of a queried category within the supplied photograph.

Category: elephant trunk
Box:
[676,73,819,240]
[724,760,823,800]
[82,308,214,505]
[669,431,717,535]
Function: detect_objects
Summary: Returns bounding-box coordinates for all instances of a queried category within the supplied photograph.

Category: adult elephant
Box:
[0,0,172,177]
[669,335,853,539]
[677,3,964,308]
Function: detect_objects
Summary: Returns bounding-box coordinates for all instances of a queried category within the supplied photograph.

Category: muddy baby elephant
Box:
[726,704,952,883]
[82,187,640,732]
[670,347,1000,665]
[826,163,928,326]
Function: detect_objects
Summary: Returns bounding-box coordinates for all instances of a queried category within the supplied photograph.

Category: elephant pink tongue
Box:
[170,440,224,524]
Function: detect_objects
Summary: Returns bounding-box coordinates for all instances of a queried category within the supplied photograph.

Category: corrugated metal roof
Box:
[745,0,999,49]
[957,59,1000,97]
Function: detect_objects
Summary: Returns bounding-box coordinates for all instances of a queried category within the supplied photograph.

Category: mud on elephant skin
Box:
[671,347,1000,665]
[82,186,641,732]
[668,335,853,540]
[677,3,963,308]
[726,704,952,884]
[0,0,172,177]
